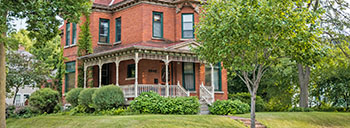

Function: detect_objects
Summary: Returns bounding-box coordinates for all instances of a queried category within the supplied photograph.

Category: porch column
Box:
[210,64,215,102]
[115,57,119,86]
[164,55,170,97]
[84,65,87,88]
[135,53,139,97]
[99,60,102,88]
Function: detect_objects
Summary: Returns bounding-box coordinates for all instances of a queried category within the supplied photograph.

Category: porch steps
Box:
[225,116,267,128]
[199,99,209,115]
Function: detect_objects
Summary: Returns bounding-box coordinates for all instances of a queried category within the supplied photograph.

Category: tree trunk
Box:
[12,86,20,105]
[0,33,6,128]
[250,94,256,128]
[298,63,310,108]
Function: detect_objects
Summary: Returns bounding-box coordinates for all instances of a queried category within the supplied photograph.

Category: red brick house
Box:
[60,0,228,104]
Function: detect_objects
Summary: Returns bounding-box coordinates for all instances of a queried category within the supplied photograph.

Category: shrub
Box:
[288,107,314,112]
[264,97,292,112]
[130,91,200,114]
[65,88,83,107]
[228,92,265,112]
[96,108,125,115]
[78,88,97,111]
[29,88,60,114]
[209,100,250,115]
[92,85,124,110]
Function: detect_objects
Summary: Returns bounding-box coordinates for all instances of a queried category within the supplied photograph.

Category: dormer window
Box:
[182,13,194,39]
[99,18,110,43]
[153,12,163,38]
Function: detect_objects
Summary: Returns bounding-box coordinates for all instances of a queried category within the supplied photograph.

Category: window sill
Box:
[180,38,195,41]
[215,91,224,94]
[64,44,77,49]
[188,91,197,93]
[125,78,135,80]
[152,37,164,41]
[114,41,121,45]
[98,42,112,45]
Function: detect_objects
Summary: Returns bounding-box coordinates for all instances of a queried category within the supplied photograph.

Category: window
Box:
[182,13,194,39]
[99,19,110,43]
[205,63,222,91]
[65,61,76,93]
[102,64,110,85]
[66,23,70,46]
[127,64,135,78]
[152,12,163,38]
[183,63,195,91]
[115,17,121,42]
[72,23,77,45]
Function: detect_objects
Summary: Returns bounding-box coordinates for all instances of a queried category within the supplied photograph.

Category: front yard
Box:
[237,112,350,128]
[6,115,245,128]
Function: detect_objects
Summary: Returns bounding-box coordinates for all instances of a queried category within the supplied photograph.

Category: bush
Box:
[130,91,200,114]
[78,88,97,111]
[29,88,60,114]
[228,92,265,112]
[66,88,83,107]
[96,108,125,115]
[209,100,250,115]
[288,107,314,112]
[92,85,124,110]
[264,97,292,112]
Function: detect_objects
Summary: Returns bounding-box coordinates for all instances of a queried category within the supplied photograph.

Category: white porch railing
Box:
[200,83,214,105]
[119,82,190,98]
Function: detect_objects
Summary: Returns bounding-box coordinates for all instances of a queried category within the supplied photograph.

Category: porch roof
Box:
[78,40,201,60]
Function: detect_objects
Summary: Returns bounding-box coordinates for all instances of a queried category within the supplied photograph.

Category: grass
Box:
[237,112,350,128]
[6,114,246,128]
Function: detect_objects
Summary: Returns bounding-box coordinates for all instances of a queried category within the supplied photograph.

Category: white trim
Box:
[98,42,112,45]
[125,77,135,80]
[114,41,122,45]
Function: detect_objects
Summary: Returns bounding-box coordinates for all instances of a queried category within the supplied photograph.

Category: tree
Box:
[195,0,322,127]
[297,0,350,108]
[0,1,91,127]
[6,49,49,105]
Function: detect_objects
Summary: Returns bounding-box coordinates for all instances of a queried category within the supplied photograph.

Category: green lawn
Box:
[6,112,350,128]
[237,112,350,128]
[6,115,246,128]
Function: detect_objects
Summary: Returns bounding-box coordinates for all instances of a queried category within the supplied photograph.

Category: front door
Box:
[101,64,111,85]
[182,62,195,91]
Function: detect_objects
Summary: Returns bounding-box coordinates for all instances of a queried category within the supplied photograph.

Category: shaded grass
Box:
[6,115,246,128]
[237,112,350,128]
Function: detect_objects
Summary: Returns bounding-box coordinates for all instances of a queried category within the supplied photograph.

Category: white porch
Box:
[79,43,217,104]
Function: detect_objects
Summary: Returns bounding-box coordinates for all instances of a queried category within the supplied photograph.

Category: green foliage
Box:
[288,107,314,112]
[77,14,93,57]
[69,105,88,115]
[311,47,350,108]
[96,108,125,116]
[264,97,292,112]
[228,92,265,112]
[209,100,250,115]
[6,49,49,96]
[92,85,124,110]
[29,88,60,114]
[78,88,97,111]
[130,92,200,114]
[65,88,83,107]
[6,106,38,119]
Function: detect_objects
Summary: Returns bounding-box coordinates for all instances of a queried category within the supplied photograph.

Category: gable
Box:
[168,41,200,50]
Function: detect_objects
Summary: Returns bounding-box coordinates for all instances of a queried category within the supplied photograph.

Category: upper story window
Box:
[153,12,163,38]
[72,23,77,45]
[99,18,110,43]
[182,13,194,39]
[115,17,121,43]
[65,23,70,46]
